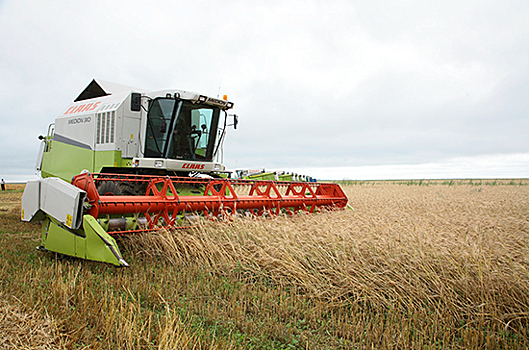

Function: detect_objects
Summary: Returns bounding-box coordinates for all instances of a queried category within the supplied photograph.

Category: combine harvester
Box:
[21,79,349,266]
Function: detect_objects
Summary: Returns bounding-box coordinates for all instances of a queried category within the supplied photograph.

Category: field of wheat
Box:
[0,180,528,349]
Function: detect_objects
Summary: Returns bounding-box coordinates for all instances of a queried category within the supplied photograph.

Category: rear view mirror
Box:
[131,93,141,112]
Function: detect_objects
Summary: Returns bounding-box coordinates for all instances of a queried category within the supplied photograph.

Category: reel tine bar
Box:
[71,173,349,234]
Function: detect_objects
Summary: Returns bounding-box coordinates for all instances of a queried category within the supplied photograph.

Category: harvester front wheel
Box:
[97,181,122,196]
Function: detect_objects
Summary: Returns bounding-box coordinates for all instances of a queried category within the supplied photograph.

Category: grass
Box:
[338,178,529,186]
[0,180,528,349]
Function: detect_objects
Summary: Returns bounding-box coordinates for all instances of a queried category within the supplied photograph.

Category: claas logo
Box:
[182,163,205,170]
[64,101,102,115]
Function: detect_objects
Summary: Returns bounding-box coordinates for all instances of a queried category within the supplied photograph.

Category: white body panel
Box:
[54,91,135,153]
[35,140,45,171]
[133,158,225,173]
[121,113,141,159]
[21,178,86,230]
[21,180,42,222]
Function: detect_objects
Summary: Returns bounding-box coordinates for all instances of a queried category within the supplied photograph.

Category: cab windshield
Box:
[144,98,221,161]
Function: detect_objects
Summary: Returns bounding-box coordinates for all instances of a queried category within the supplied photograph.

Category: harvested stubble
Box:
[1,182,528,349]
[0,296,66,349]
[127,183,529,348]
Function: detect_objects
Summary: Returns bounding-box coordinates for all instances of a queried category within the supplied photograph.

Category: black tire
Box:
[119,181,147,196]
[97,181,123,196]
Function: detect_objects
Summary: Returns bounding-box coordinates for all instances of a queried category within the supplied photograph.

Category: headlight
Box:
[154,160,163,168]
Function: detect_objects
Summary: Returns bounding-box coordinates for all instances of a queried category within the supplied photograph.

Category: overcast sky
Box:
[1,0,528,181]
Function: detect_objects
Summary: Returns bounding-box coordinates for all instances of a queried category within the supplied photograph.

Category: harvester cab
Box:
[21,79,349,266]
[37,79,236,181]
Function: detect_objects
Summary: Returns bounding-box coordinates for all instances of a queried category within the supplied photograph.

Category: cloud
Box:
[292,153,529,180]
[0,0,528,180]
